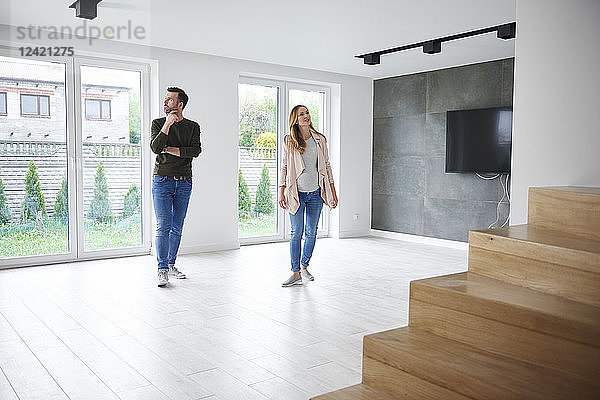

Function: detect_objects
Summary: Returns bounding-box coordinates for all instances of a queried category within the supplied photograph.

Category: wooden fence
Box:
[0,142,279,223]
[239,147,277,209]
[0,140,141,223]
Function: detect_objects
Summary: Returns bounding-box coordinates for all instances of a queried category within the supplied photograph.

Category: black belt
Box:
[158,175,190,180]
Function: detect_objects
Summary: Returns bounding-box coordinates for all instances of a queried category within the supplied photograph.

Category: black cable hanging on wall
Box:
[357,22,516,65]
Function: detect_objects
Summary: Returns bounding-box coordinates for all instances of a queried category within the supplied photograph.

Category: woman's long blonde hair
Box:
[288,104,319,154]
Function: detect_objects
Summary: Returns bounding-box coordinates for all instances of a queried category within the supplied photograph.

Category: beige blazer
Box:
[279,131,335,214]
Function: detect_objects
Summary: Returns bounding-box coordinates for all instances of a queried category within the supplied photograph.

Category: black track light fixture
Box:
[70,0,103,20]
[423,40,442,54]
[497,22,516,40]
[363,53,381,65]
[357,22,516,66]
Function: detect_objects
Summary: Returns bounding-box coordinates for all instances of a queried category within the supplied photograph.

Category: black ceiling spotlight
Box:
[363,53,381,65]
[423,40,441,54]
[356,22,516,66]
[497,22,516,39]
[70,0,103,20]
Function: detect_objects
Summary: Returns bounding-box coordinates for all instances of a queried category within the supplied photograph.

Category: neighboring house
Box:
[81,84,131,143]
[0,59,138,223]
[0,59,130,143]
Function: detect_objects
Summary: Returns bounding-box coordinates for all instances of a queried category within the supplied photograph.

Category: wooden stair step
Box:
[410,271,600,346]
[469,224,600,306]
[469,224,600,273]
[310,384,397,400]
[528,186,600,241]
[363,327,598,400]
[409,273,600,381]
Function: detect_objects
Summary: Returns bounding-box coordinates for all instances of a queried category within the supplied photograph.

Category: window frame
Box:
[20,93,50,117]
[0,49,157,270]
[0,92,6,115]
[237,76,333,246]
[85,98,112,121]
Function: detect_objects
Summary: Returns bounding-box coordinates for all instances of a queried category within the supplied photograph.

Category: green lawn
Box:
[239,213,277,237]
[0,220,68,257]
[0,215,142,257]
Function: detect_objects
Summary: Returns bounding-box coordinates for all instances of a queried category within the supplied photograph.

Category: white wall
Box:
[511,0,600,223]
[1,24,373,253]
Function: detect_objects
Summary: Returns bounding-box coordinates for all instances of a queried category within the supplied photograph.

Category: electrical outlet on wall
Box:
[353,213,359,221]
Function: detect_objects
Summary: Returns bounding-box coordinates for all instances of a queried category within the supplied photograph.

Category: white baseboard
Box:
[153,240,240,256]
[338,228,372,239]
[370,229,468,251]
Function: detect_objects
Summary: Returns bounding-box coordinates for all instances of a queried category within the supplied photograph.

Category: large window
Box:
[238,82,279,239]
[288,86,328,233]
[21,94,50,116]
[238,78,330,243]
[0,54,151,269]
[0,92,6,115]
[85,98,111,120]
[80,66,142,251]
[1,58,68,260]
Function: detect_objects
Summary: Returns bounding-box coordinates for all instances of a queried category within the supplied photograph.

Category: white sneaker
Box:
[301,269,314,282]
[157,269,169,287]
[168,265,186,279]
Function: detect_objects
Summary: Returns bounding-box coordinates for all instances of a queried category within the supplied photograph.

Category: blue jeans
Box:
[152,175,193,270]
[289,188,323,271]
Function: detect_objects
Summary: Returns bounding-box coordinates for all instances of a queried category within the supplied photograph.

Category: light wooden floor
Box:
[0,236,467,400]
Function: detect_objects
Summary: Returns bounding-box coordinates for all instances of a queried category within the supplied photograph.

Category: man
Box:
[150,87,201,287]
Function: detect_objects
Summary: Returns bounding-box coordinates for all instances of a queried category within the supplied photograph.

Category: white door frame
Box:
[0,49,154,269]
[285,81,332,239]
[74,57,152,260]
[238,75,332,245]
[238,76,286,245]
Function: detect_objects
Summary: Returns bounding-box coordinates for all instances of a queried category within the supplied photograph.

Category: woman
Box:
[279,105,338,287]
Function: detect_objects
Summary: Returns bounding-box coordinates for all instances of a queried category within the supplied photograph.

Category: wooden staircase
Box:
[312,186,600,400]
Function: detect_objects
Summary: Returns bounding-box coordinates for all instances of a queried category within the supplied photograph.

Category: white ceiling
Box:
[2,0,516,79]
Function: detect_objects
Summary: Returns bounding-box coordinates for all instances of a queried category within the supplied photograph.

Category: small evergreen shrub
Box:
[121,184,141,219]
[20,161,46,222]
[0,168,12,225]
[238,170,251,218]
[54,175,68,221]
[87,162,113,224]
[254,164,273,215]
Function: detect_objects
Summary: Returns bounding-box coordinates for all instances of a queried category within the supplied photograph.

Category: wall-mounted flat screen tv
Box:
[445,106,512,173]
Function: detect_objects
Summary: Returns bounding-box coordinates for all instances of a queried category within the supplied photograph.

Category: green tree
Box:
[129,92,141,144]
[0,168,12,225]
[238,131,254,147]
[238,170,251,218]
[54,175,68,221]
[238,87,277,147]
[255,132,276,148]
[87,162,113,224]
[121,184,140,218]
[20,161,46,222]
[254,164,273,215]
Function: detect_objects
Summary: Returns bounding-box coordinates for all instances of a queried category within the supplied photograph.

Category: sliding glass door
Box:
[0,54,151,269]
[287,84,329,235]
[0,56,74,264]
[78,65,144,252]
[238,79,282,242]
[237,78,330,244]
